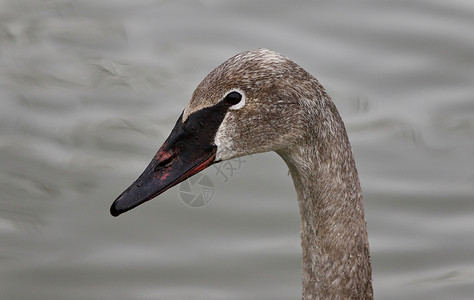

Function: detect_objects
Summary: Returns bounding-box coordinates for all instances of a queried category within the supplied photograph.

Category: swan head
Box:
[111,49,322,216]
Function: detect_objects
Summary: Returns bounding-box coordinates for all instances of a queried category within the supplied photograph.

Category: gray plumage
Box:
[184,49,373,299]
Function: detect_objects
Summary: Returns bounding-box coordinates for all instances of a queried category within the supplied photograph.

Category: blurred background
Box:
[1,0,474,299]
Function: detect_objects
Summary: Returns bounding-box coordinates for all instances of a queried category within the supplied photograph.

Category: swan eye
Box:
[224,91,242,105]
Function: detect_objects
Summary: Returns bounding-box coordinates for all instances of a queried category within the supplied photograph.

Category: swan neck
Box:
[278,113,373,299]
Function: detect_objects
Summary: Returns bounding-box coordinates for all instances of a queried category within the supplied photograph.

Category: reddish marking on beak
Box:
[154,144,172,161]
[154,169,171,181]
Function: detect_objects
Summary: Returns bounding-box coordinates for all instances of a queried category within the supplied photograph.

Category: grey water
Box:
[1,0,474,299]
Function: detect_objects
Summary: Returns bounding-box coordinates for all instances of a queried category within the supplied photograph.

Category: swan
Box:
[111,49,373,299]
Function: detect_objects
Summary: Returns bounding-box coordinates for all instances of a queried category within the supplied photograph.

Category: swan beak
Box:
[110,113,217,217]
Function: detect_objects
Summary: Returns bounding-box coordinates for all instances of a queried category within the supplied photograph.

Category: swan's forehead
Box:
[183,49,290,121]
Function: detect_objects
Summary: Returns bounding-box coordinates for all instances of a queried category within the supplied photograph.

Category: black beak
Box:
[111,103,230,216]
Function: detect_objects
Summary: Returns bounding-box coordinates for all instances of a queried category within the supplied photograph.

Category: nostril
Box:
[154,152,177,171]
